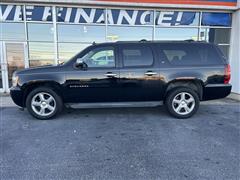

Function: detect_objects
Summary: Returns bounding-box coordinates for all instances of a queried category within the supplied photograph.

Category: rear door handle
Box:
[104,72,117,77]
[145,71,157,76]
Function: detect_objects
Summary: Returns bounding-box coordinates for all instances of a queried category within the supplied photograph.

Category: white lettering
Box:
[75,8,96,23]
[157,12,174,26]
[140,11,150,25]
[57,7,63,21]
[64,8,72,22]
[117,10,138,25]
[25,6,34,21]
[175,12,183,25]
[107,10,114,24]
[42,7,52,21]
[96,12,105,23]
[13,5,22,21]
[0,5,13,21]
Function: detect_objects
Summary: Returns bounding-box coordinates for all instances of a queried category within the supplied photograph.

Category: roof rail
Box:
[184,39,208,43]
[184,39,195,42]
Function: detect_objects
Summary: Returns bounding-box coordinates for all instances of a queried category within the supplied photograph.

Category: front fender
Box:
[18,72,65,88]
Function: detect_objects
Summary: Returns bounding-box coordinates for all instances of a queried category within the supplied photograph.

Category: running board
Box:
[66,101,163,109]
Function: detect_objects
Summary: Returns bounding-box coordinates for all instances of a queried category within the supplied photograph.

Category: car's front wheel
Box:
[26,87,63,120]
[165,87,199,119]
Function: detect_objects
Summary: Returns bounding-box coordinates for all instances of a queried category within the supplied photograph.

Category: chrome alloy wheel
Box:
[31,92,56,117]
[172,92,195,115]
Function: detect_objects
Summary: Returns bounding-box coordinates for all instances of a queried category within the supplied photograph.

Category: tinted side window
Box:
[81,47,115,68]
[121,45,153,67]
[158,43,223,66]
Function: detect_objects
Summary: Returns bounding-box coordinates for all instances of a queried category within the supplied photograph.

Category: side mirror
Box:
[75,58,88,70]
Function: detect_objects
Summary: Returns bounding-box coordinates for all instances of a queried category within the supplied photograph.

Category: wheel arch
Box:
[164,79,204,101]
[22,81,63,107]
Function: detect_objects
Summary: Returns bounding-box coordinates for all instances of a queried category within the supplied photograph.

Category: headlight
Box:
[12,74,19,87]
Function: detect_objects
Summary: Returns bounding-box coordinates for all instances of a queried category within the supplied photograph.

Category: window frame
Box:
[119,43,155,68]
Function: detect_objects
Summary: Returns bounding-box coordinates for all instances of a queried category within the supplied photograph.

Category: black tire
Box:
[165,87,200,119]
[26,87,63,120]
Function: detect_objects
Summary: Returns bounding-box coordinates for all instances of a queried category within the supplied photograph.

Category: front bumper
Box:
[202,84,232,101]
[10,86,25,107]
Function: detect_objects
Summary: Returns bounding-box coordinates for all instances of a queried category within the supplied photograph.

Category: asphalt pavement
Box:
[0,96,240,180]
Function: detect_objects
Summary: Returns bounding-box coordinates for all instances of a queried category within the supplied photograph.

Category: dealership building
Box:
[0,0,239,98]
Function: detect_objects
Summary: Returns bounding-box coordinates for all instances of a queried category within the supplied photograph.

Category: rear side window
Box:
[158,43,224,66]
[121,45,153,67]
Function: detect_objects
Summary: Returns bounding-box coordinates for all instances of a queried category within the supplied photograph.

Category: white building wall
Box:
[229,6,240,94]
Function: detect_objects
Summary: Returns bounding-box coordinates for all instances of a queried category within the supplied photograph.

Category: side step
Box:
[66,101,163,109]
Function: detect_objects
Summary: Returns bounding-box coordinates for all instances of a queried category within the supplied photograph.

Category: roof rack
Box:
[184,39,207,43]
[139,39,147,42]
[113,40,208,44]
[184,39,195,42]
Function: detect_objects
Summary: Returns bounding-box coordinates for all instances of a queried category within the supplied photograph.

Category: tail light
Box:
[224,64,231,84]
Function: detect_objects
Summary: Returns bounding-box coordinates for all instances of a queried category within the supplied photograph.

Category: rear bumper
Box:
[10,86,25,107]
[202,84,232,101]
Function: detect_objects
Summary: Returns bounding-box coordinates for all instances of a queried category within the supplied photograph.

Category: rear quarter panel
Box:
[158,65,227,100]
[160,66,225,85]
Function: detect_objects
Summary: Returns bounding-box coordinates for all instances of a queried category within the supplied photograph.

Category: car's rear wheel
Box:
[165,87,199,118]
[26,87,63,120]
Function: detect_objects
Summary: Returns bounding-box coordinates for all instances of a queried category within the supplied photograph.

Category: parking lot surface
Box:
[0,96,240,180]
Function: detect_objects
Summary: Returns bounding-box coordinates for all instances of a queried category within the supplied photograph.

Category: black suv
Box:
[10,41,231,120]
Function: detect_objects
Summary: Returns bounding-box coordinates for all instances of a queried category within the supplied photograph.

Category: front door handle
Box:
[145,71,157,76]
[104,72,117,77]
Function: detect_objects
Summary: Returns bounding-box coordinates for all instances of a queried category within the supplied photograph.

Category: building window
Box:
[26,22,55,67]
[107,26,153,41]
[200,28,231,57]
[0,23,25,41]
[155,28,199,41]
[57,24,105,43]
[57,24,105,62]
[28,42,55,67]
[27,23,54,67]
[27,23,54,41]
[200,28,230,44]
[58,43,90,62]
[201,12,231,27]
